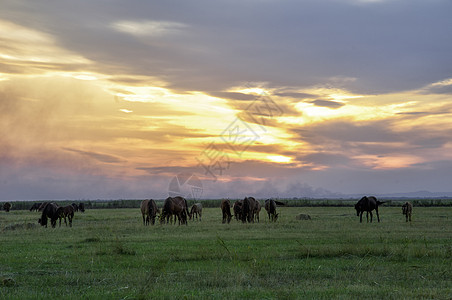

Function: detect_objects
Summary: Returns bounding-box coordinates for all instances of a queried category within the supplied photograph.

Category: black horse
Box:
[354,196,385,223]
[29,202,42,212]
[38,203,60,228]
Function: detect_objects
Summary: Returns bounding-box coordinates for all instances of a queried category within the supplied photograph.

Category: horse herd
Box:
[30,202,85,228]
[140,196,286,226]
[2,196,414,228]
[143,195,414,226]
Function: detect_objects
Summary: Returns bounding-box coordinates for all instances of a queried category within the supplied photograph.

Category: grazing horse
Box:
[140,199,159,225]
[29,202,42,212]
[265,199,280,222]
[38,202,50,212]
[71,203,79,212]
[402,202,413,222]
[56,205,75,227]
[221,199,232,224]
[254,200,261,223]
[161,196,189,225]
[189,203,203,221]
[355,196,385,223]
[3,202,12,212]
[38,203,60,228]
[233,200,243,221]
[241,196,258,223]
[78,203,85,212]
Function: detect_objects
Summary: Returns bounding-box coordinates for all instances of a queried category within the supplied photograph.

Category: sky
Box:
[1,0,452,200]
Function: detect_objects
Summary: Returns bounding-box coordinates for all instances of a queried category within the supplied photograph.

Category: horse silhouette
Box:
[56,205,75,227]
[354,196,385,223]
[2,202,11,212]
[189,203,202,221]
[242,197,258,223]
[29,203,42,212]
[140,199,159,225]
[221,199,232,224]
[233,200,243,221]
[265,199,284,222]
[402,202,413,222]
[38,203,60,228]
[161,196,188,225]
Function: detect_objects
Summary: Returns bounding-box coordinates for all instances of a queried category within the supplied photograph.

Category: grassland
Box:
[0,205,451,299]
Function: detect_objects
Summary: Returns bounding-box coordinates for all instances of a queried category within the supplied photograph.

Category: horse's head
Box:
[274,213,279,221]
[354,203,361,216]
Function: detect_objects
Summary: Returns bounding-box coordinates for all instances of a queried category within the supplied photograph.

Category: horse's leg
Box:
[359,211,363,223]
[375,208,380,222]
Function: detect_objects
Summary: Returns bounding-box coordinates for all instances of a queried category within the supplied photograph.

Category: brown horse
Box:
[29,202,42,212]
[38,202,60,228]
[254,200,261,222]
[221,199,232,224]
[241,197,257,223]
[233,200,243,221]
[140,199,159,225]
[402,202,413,222]
[355,196,385,223]
[3,202,12,212]
[189,203,203,221]
[265,199,284,222]
[161,196,189,225]
[56,205,75,227]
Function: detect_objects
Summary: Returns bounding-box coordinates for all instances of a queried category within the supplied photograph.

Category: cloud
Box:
[111,20,188,37]
[311,100,345,109]
[62,148,126,164]
[2,1,451,94]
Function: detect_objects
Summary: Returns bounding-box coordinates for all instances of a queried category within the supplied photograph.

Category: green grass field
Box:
[1,205,451,299]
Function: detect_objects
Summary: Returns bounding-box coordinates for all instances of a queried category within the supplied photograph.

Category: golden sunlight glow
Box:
[266,155,292,163]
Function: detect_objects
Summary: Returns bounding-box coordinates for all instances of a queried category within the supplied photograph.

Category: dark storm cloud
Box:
[1,0,451,94]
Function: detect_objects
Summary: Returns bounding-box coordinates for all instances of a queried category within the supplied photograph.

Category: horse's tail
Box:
[274,200,285,206]
[376,201,386,206]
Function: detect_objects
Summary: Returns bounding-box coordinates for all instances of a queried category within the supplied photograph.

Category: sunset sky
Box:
[1,0,452,200]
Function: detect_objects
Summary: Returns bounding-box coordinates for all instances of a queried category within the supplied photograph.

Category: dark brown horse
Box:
[160,196,189,225]
[221,199,232,224]
[241,197,257,223]
[233,200,243,221]
[3,202,11,212]
[38,202,50,212]
[56,205,75,227]
[71,203,79,212]
[402,201,413,222]
[78,203,85,213]
[140,199,159,225]
[189,203,202,221]
[265,199,284,222]
[355,196,385,223]
[29,202,42,212]
[38,203,60,228]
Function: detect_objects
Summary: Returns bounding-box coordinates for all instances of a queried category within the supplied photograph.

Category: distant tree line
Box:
[2,198,452,211]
